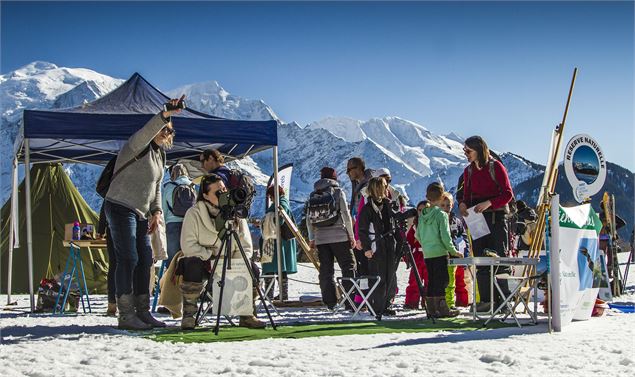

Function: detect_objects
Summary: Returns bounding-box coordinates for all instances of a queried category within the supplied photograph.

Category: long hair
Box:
[464,135,490,167]
[367,177,387,201]
[197,174,222,201]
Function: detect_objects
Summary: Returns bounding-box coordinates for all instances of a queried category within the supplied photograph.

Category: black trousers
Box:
[367,247,396,316]
[317,241,356,307]
[425,256,449,297]
[472,211,511,303]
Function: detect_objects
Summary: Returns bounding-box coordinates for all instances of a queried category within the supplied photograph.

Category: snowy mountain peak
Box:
[308,117,365,142]
[1,61,122,123]
[167,81,278,121]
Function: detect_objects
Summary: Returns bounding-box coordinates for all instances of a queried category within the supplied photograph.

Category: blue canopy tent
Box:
[9,73,285,310]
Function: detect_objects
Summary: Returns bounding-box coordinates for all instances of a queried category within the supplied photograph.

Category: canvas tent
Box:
[1,164,109,294]
[9,72,284,311]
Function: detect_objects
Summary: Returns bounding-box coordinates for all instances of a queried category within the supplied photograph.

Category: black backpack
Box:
[165,181,197,217]
[306,187,341,228]
[225,169,256,209]
[96,146,156,198]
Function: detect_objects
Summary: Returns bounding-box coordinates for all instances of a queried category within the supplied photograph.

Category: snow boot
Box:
[239,315,266,329]
[116,294,151,330]
[180,281,203,330]
[425,297,439,318]
[134,294,166,328]
[106,302,117,317]
[436,297,460,318]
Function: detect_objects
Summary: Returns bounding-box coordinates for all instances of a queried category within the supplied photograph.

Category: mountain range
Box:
[1,62,632,239]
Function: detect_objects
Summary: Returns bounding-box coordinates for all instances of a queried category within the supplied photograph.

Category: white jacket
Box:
[180,200,253,261]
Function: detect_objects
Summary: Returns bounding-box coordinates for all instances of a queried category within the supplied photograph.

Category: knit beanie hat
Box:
[320,167,337,180]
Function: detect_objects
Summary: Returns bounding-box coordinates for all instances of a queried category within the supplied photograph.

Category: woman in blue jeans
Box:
[104,97,183,330]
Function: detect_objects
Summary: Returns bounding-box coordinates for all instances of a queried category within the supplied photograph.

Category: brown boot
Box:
[134,294,167,328]
[117,294,152,330]
[180,281,203,330]
[425,297,439,318]
[436,297,460,318]
[106,302,117,316]
[239,315,266,329]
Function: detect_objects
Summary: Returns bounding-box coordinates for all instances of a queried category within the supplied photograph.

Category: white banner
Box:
[211,261,253,316]
[550,196,603,331]
[266,163,293,209]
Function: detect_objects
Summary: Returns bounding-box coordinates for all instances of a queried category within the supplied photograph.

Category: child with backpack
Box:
[415,183,463,318]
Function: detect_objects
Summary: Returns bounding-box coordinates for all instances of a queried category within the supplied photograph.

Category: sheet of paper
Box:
[462,206,490,240]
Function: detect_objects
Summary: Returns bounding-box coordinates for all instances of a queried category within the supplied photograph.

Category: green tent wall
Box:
[1,164,108,294]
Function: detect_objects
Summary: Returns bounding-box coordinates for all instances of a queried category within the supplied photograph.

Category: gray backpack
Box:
[306,187,341,227]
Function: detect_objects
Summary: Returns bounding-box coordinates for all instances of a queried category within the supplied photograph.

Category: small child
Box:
[439,192,470,308]
[415,183,462,318]
[404,201,430,310]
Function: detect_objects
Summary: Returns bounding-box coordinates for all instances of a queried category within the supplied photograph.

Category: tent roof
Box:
[15,73,278,164]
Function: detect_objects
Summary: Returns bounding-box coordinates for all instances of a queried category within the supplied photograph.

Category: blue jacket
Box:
[162,176,193,224]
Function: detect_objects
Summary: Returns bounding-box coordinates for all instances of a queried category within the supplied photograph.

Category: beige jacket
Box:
[180,201,253,261]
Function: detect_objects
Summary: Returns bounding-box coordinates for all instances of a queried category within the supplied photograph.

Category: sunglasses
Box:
[346,166,359,173]
[161,127,175,136]
[463,147,475,154]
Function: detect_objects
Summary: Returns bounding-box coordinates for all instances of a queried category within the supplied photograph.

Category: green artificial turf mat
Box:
[148,318,513,343]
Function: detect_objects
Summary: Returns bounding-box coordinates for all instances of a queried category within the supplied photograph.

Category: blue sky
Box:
[2,1,633,169]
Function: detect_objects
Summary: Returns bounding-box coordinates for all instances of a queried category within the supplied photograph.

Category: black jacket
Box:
[358,198,397,256]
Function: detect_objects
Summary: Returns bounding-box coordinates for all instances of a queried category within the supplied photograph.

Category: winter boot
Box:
[180,281,203,330]
[436,297,460,318]
[425,297,439,318]
[116,294,151,330]
[239,315,266,329]
[134,294,167,328]
[106,302,117,316]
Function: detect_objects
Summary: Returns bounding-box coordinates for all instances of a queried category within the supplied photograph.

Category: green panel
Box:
[148,318,514,344]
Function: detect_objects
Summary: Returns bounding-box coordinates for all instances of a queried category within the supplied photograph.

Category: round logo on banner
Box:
[563,134,606,203]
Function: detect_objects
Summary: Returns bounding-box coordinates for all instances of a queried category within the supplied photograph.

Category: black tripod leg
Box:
[213,238,232,336]
[232,231,277,330]
[195,236,226,326]
[404,247,435,323]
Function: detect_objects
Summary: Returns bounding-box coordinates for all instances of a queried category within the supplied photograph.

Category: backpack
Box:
[165,181,197,217]
[225,169,256,210]
[96,146,156,198]
[521,219,538,246]
[306,187,341,228]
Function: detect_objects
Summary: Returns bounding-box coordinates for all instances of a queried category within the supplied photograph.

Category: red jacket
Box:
[461,159,513,210]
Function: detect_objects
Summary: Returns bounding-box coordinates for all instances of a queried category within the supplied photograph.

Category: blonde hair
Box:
[441,191,454,205]
[367,177,387,201]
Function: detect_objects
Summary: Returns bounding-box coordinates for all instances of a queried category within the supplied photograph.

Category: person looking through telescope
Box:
[178,174,266,330]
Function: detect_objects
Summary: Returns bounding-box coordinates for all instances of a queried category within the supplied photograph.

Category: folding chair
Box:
[256,274,280,316]
[484,271,542,327]
[334,275,381,319]
[151,260,167,313]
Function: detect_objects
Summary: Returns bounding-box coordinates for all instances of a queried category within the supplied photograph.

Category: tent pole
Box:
[25,139,35,312]
[6,158,19,304]
[272,146,284,301]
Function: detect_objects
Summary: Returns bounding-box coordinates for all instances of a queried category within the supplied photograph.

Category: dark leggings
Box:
[472,211,511,303]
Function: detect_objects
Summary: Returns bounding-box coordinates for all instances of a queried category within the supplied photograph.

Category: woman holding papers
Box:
[458,136,514,312]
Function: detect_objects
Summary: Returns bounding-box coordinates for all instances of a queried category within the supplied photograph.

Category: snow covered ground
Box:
[2,255,634,377]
